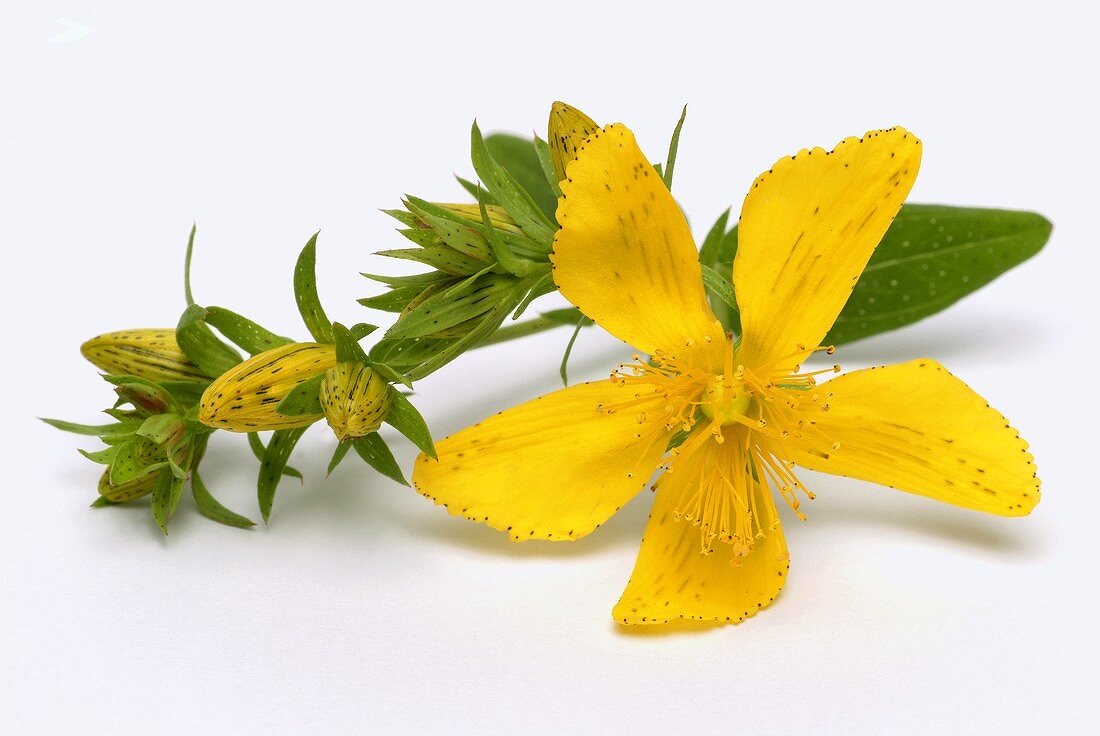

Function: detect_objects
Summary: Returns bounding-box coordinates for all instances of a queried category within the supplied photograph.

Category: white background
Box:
[2,2,1096,734]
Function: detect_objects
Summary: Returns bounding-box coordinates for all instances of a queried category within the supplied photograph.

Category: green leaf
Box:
[698,207,731,268]
[176,304,243,378]
[191,470,255,528]
[700,264,738,313]
[204,306,292,355]
[559,315,591,386]
[257,427,308,523]
[662,104,688,190]
[184,224,197,307]
[247,432,303,480]
[484,132,558,221]
[350,323,379,340]
[90,496,118,509]
[352,433,408,486]
[384,388,435,459]
[327,441,353,476]
[294,233,334,343]
[455,176,499,205]
[826,205,1052,344]
[40,418,139,437]
[366,360,413,389]
[332,322,370,365]
[471,123,557,244]
[540,307,585,325]
[276,373,325,416]
[358,286,423,313]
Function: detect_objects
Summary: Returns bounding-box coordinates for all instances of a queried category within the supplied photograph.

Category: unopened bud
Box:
[81,329,206,382]
[319,362,391,441]
[548,101,600,184]
[199,343,337,432]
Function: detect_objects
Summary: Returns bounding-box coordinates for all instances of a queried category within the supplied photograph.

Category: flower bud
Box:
[98,468,159,503]
[319,362,391,440]
[81,329,207,382]
[548,101,600,184]
[199,343,337,432]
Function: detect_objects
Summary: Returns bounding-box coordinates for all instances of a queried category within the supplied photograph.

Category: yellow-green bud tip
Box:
[319,362,391,441]
[548,101,600,184]
[81,329,207,383]
[199,343,336,433]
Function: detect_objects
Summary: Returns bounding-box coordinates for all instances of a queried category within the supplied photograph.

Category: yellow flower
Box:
[413,123,1040,626]
[319,362,392,440]
[81,329,207,382]
[199,342,336,432]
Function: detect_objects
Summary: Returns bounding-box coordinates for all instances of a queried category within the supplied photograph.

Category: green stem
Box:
[476,307,587,348]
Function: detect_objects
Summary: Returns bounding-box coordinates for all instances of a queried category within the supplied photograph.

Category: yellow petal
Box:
[734,128,922,369]
[552,123,726,367]
[788,359,1039,516]
[412,379,674,541]
[614,440,789,625]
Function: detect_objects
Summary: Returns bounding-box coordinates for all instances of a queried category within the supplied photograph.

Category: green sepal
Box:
[40,418,140,437]
[332,322,370,365]
[150,471,183,535]
[358,287,423,313]
[367,360,413,389]
[484,132,559,222]
[136,413,183,444]
[247,432,303,481]
[276,373,325,417]
[90,496,117,509]
[191,469,255,528]
[352,433,408,486]
[257,427,308,523]
[456,175,499,205]
[375,245,488,276]
[477,190,538,277]
[327,441,353,476]
[79,445,120,465]
[203,306,293,356]
[350,323,378,340]
[384,388,436,459]
[294,233,334,344]
[471,122,556,244]
[385,273,514,340]
[177,303,243,378]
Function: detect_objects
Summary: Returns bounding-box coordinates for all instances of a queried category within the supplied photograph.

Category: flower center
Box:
[699,376,753,426]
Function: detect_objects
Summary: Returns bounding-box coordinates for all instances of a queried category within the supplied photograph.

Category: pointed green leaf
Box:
[203,306,292,355]
[384,388,435,459]
[332,322,370,365]
[257,427,307,522]
[191,470,255,528]
[176,304,242,378]
[826,205,1052,344]
[40,418,139,437]
[327,441,353,476]
[248,432,303,481]
[533,134,562,200]
[472,123,556,243]
[701,264,738,313]
[294,233,334,343]
[352,433,408,486]
[79,445,120,465]
[276,373,325,416]
[662,105,688,190]
[484,132,558,221]
[184,224,197,307]
[91,496,118,509]
[386,273,514,340]
[456,176,499,205]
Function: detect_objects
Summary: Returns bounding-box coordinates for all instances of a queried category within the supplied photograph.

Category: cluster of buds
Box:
[363,102,603,381]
